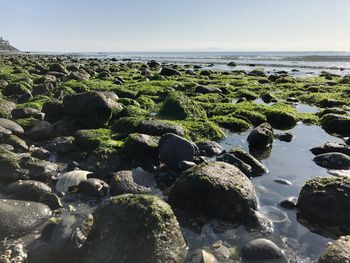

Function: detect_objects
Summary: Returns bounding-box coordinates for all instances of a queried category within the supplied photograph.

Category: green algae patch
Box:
[159,91,207,120]
[173,119,225,141]
[211,116,251,132]
[111,117,143,135]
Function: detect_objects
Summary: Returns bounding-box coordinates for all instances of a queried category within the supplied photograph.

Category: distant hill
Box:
[0,37,18,52]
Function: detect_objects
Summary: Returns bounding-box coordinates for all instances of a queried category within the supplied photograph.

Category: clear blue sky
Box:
[1,0,350,52]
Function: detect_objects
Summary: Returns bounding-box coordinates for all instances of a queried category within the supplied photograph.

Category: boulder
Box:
[247,123,274,149]
[0,118,24,135]
[77,178,108,198]
[63,92,123,128]
[168,162,258,222]
[318,235,350,263]
[6,180,61,210]
[197,141,225,157]
[313,152,350,169]
[311,142,350,156]
[0,148,23,184]
[84,194,186,263]
[160,67,181,76]
[159,133,197,170]
[229,148,268,175]
[241,238,287,262]
[26,120,53,141]
[298,176,350,226]
[0,199,51,239]
[109,170,152,196]
[137,120,185,137]
[320,114,350,136]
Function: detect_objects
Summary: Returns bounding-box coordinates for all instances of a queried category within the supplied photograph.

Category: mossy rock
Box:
[266,109,298,130]
[177,119,225,141]
[169,162,258,222]
[211,116,251,132]
[111,117,143,135]
[118,105,149,118]
[298,176,350,228]
[74,128,120,152]
[85,194,186,263]
[320,114,350,136]
[159,91,207,120]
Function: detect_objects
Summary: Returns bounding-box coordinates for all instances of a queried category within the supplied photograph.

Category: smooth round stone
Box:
[0,118,24,135]
[0,199,51,239]
[241,238,287,262]
[279,197,298,209]
[259,206,288,223]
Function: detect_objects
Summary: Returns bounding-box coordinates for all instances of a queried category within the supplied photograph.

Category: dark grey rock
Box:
[241,238,287,262]
[0,199,51,239]
[230,148,268,175]
[217,153,253,177]
[78,178,108,197]
[0,118,24,135]
[26,120,53,141]
[109,170,152,196]
[137,120,185,137]
[159,133,197,170]
[298,176,350,226]
[197,141,224,157]
[247,123,274,149]
[311,142,350,156]
[313,152,350,169]
[160,67,182,76]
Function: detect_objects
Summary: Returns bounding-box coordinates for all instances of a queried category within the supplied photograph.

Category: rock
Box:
[229,148,268,175]
[48,63,69,74]
[123,133,160,165]
[0,126,12,138]
[1,134,28,152]
[11,107,44,120]
[318,235,350,263]
[279,197,298,209]
[241,238,287,262]
[217,153,253,177]
[275,132,293,142]
[159,133,197,170]
[46,136,74,154]
[84,194,186,263]
[0,199,51,239]
[31,147,51,160]
[311,142,350,156]
[0,99,16,119]
[200,70,213,76]
[169,162,258,222]
[160,67,181,76]
[266,110,298,130]
[63,91,123,128]
[197,141,225,157]
[298,176,350,226]
[159,91,207,120]
[0,118,24,135]
[2,82,31,97]
[320,114,350,136]
[245,210,274,235]
[313,152,350,169]
[55,170,92,193]
[228,62,237,67]
[137,120,185,137]
[248,69,266,77]
[42,101,64,121]
[6,180,61,210]
[261,93,276,103]
[195,85,222,94]
[25,120,53,141]
[78,178,108,198]
[109,170,152,196]
[0,148,23,184]
[247,123,274,149]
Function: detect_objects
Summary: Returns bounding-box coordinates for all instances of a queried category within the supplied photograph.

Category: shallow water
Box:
[183,123,344,262]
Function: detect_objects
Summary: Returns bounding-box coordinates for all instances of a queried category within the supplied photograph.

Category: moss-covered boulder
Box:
[320,113,350,136]
[63,91,123,128]
[159,92,206,120]
[247,123,274,149]
[266,109,298,130]
[168,162,258,222]
[318,235,350,263]
[298,176,350,227]
[0,148,23,184]
[85,194,186,263]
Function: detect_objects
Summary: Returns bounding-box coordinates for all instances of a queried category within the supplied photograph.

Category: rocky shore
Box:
[0,54,349,262]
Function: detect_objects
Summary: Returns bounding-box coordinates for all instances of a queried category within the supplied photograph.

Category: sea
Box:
[58,51,350,77]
